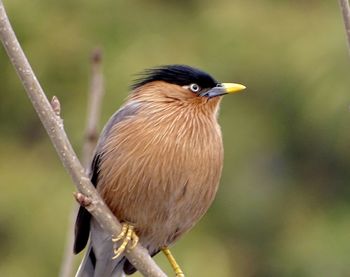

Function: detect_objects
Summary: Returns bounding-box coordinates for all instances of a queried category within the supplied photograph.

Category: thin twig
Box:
[59,48,106,277]
[82,47,105,169]
[59,203,78,277]
[0,2,166,277]
[339,0,350,57]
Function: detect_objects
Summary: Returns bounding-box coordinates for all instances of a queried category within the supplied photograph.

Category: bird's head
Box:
[131,65,245,115]
[131,64,245,101]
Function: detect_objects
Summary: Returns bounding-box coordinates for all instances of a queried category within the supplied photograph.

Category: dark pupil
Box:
[192,84,198,91]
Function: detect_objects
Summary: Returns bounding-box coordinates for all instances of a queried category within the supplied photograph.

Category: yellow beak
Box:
[221,83,246,94]
[199,82,246,98]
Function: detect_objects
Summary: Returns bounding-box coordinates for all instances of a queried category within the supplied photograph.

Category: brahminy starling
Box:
[74,65,246,277]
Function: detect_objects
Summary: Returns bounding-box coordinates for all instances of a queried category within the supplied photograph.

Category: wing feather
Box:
[73,102,140,254]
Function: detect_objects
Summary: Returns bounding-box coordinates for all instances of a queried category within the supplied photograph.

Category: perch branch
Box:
[52,94,77,277]
[339,0,350,57]
[0,2,166,277]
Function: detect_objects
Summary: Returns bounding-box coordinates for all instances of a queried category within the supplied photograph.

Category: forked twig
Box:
[0,2,166,277]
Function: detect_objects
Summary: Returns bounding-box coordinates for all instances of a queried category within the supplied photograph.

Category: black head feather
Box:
[131,65,218,90]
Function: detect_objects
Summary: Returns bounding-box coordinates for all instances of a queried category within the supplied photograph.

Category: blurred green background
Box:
[1,0,350,276]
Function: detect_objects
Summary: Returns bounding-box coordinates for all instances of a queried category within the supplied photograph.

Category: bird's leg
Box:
[112,223,139,259]
[162,247,185,277]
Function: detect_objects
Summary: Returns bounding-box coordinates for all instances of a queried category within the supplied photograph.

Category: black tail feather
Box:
[74,206,92,254]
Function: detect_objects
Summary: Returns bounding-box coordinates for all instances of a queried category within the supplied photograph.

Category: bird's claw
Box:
[112,223,139,259]
[112,223,128,242]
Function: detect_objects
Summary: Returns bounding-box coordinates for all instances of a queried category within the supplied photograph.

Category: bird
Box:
[74,64,246,277]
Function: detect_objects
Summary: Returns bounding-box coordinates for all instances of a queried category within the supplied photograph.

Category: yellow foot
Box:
[162,247,185,277]
[112,223,139,259]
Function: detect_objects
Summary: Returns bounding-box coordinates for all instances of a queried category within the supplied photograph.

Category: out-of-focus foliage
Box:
[0,0,349,276]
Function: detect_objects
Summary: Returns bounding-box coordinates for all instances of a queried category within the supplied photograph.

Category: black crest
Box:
[131,65,218,90]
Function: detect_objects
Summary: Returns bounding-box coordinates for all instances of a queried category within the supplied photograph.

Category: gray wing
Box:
[74,102,140,254]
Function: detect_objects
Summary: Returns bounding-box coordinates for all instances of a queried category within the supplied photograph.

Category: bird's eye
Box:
[189,83,201,93]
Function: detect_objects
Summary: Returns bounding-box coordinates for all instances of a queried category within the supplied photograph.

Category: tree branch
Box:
[339,0,350,57]
[0,2,166,276]
[52,94,78,277]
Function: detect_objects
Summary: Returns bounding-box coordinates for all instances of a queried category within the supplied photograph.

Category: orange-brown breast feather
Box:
[97,82,223,253]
